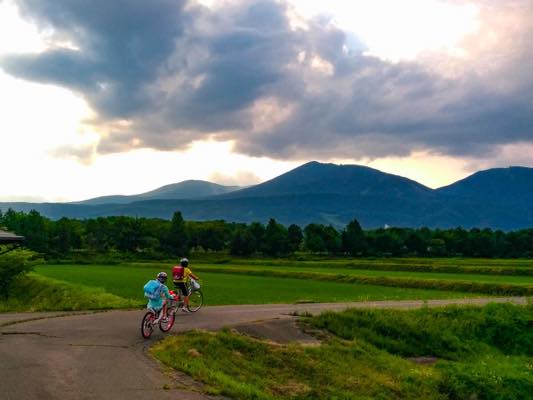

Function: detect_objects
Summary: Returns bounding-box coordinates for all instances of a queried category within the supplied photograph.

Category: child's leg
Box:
[176,282,188,307]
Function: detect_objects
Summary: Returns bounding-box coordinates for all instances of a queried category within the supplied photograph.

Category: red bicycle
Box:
[141,291,179,339]
[140,281,204,339]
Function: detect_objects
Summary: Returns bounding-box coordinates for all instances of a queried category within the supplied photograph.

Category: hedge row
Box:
[195,267,533,296]
[224,259,533,276]
[342,263,533,276]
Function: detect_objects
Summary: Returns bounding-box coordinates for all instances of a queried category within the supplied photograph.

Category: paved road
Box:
[0,297,526,400]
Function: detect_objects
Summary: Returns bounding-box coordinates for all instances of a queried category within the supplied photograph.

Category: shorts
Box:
[174,282,189,297]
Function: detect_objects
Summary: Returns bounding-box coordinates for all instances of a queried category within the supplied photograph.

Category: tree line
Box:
[1,209,533,258]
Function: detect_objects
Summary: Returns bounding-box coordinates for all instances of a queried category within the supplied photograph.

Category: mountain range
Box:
[1,161,532,230]
[71,180,242,205]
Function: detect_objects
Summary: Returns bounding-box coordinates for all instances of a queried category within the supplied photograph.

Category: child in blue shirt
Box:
[144,272,173,320]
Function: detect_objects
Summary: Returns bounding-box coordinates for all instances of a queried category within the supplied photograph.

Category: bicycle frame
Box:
[146,307,162,323]
[147,297,177,323]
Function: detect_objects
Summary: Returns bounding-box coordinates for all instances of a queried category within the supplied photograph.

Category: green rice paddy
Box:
[34,263,478,305]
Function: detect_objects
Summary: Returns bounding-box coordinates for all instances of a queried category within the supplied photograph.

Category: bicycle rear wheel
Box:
[187,290,203,312]
[141,311,155,339]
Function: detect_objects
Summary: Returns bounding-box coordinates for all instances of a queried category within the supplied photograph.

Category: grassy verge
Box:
[310,303,533,399]
[34,264,475,307]
[152,330,445,399]
[0,273,138,312]
[152,303,533,400]
[310,303,533,360]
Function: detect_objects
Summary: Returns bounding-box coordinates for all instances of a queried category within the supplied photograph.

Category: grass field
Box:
[2,257,527,311]
[33,264,477,306]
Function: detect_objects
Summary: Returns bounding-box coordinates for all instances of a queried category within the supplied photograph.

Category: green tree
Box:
[323,225,341,253]
[166,211,189,256]
[263,218,288,256]
[24,210,50,253]
[428,238,446,256]
[51,218,83,254]
[197,221,229,251]
[0,208,25,234]
[341,218,366,255]
[304,224,327,253]
[230,226,256,256]
[287,224,303,253]
[85,217,112,252]
[405,231,426,255]
[248,222,266,254]
[368,229,403,255]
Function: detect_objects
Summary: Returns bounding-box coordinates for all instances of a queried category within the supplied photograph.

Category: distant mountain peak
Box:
[218,160,432,199]
[437,165,533,204]
[74,180,242,205]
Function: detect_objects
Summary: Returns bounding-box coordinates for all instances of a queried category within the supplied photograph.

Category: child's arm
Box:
[163,285,173,299]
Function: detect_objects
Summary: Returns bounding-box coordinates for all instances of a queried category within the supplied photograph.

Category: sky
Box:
[0,0,532,202]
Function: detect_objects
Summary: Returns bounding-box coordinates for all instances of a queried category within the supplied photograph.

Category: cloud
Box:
[209,170,261,186]
[1,0,532,162]
[1,0,188,119]
[48,143,96,165]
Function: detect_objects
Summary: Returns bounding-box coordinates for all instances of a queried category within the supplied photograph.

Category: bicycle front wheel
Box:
[141,311,155,339]
[187,290,203,312]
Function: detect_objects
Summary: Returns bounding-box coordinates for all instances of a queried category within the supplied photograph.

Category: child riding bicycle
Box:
[172,258,199,313]
[144,272,174,322]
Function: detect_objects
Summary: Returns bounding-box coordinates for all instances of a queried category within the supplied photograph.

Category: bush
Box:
[0,249,37,299]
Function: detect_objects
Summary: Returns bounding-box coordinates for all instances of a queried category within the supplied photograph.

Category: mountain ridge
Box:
[436,166,533,205]
[72,180,242,205]
[2,162,533,230]
[217,161,434,199]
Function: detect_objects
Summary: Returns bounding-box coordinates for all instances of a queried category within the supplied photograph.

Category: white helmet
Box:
[157,271,167,283]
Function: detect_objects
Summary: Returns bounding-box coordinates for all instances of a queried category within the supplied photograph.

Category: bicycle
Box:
[141,292,179,339]
[140,281,203,339]
[175,279,204,313]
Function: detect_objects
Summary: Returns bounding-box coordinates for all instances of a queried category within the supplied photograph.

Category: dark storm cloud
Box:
[1,0,532,160]
[2,0,188,119]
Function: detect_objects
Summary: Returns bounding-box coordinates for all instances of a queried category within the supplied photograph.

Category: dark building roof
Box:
[0,229,25,243]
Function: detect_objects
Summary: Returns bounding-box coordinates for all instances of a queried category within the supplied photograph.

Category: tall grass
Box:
[0,273,139,312]
[310,303,533,400]
[310,303,533,360]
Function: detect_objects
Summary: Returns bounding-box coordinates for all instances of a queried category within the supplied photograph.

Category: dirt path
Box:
[0,297,526,400]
